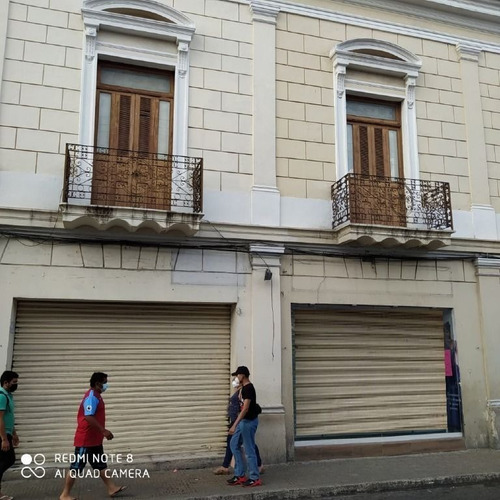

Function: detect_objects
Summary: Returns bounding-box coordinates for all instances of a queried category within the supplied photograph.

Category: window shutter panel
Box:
[359,126,370,176]
[374,127,385,177]
[118,94,132,151]
[139,97,152,153]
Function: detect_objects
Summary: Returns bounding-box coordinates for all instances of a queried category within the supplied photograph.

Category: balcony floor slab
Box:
[60,203,203,236]
[335,223,454,249]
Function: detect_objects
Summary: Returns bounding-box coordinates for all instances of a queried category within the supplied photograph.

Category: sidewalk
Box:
[5,449,500,500]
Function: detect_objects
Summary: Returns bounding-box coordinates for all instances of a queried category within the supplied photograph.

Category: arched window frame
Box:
[330,39,422,181]
[80,0,195,157]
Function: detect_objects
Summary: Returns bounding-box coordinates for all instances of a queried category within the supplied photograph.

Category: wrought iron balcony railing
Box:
[331,173,453,231]
[63,144,203,213]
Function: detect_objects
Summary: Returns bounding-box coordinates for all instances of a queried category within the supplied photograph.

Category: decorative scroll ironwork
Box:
[331,173,453,230]
[63,144,203,213]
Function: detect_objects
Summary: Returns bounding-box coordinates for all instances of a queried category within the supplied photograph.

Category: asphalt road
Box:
[331,483,500,499]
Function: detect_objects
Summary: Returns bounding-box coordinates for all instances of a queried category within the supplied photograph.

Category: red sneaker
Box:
[242,478,262,487]
[227,475,246,486]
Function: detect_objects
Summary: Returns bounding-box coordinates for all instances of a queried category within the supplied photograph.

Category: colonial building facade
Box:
[1,0,500,465]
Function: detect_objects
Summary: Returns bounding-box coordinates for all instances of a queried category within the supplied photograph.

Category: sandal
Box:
[109,485,127,498]
[213,466,230,475]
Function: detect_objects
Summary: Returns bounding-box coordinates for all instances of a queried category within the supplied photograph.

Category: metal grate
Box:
[331,173,453,230]
[63,144,203,213]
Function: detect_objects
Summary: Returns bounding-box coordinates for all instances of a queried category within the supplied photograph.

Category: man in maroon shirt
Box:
[59,372,126,500]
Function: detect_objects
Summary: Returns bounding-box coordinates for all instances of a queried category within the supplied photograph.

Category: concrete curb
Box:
[200,473,500,500]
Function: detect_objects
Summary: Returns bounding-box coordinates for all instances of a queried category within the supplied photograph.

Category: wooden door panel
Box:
[349,121,406,227]
[93,93,133,206]
[93,91,172,210]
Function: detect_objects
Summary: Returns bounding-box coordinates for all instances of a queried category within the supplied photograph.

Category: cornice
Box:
[83,0,195,27]
[345,0,500,36]
[82,9,195,41]
[245,0,500,54]
[332,50,421,78]
[334,38,421,65]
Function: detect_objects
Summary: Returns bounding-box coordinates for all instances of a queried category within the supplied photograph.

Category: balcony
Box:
[331,174,453,249]
[60,144,203,235]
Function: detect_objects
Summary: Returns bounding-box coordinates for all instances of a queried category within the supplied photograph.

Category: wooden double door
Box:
[347,98,406,227]
[92,63,174,210]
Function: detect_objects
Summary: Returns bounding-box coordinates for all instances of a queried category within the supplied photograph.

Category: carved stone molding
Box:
[177,41,189,78]
[249,244,285,270]
[250,0,280,24]
[331,39,422,181]
[336,67,346,99]
[475,258,500,277]
[84,26,98,61]
[80,1,195,158]
[405,75,417,109]
[456,43,482,62]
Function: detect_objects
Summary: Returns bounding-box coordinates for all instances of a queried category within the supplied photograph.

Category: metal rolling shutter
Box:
[12,301,231,461]
[294,308,447,439]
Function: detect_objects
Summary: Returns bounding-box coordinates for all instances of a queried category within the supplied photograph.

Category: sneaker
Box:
[242,478,262,487]
[213,466,230,475]
[227,475,246,485]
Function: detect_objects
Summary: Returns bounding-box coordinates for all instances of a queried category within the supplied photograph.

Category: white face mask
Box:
[232,378,240,388]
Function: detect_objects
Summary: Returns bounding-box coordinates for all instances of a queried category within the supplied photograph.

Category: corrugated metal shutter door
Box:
[12,301,231,461]
[294,309,447,439]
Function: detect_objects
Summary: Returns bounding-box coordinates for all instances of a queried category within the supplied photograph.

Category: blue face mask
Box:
[101,383,108,392]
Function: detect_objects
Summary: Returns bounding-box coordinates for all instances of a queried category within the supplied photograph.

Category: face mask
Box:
[8,383,18,393]
[101,383,108,392]
[231,378,240,388]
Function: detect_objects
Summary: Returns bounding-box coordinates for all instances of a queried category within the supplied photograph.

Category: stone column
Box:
[249,244,286,462]
[457,44,497,240]
[249,1,280,226]
[475,258,500,447]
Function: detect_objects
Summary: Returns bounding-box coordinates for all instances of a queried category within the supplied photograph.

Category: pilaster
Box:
[249,244,286,462]
[457,43,497,240]
[80,24,99,147]
[250,1,280,227]
[333,64,348,179]
[475,258,500,447]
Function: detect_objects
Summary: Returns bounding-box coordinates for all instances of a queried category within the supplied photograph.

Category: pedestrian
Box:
[0,370,19,500]
[59,372,127,500]
[213,376,263,475]
[226,366,262,487]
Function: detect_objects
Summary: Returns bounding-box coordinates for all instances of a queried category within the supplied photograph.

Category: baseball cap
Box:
[231,366,250,377]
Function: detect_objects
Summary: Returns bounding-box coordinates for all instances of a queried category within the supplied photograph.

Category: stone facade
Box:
[1,0,500,463]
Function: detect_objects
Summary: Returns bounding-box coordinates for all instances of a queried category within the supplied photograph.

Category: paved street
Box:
[332,483,500,499]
